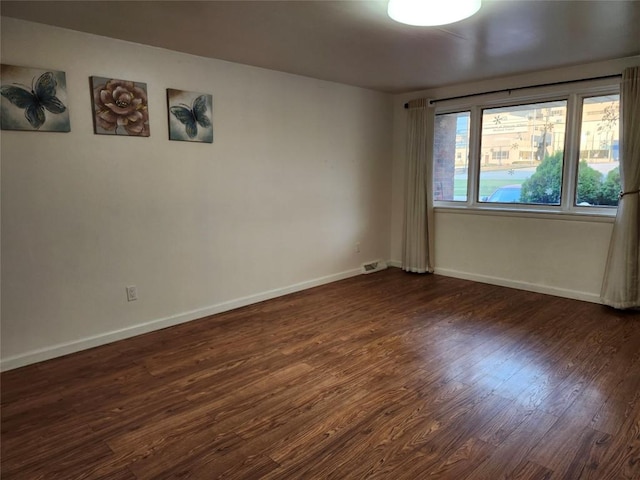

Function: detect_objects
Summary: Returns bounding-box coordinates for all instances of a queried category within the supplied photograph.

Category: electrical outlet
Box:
[126,285,138,302]
[356,242,361,253]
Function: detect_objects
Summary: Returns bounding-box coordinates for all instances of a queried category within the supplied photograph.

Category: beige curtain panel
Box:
[601,66,640,309]
[402,99,435,274]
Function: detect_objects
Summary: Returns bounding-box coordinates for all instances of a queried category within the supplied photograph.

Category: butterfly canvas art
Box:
[0,64,70,132]
[167,89,213,143]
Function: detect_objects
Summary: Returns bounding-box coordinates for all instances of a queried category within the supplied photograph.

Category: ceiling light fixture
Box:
[387,0,482,26]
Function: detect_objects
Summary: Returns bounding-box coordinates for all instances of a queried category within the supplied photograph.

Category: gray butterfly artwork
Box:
[167,89,213,143]
[0,64,70,132]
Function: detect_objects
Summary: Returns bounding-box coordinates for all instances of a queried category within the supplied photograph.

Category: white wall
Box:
[390,56,640,303]
[0,18,393,369]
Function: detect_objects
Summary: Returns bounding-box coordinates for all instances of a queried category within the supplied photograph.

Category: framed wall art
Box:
[167,88,213,143]
[0,64,70,132]
[90,76,150,136]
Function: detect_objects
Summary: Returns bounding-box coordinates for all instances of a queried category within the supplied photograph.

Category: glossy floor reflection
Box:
[2,269,639,479]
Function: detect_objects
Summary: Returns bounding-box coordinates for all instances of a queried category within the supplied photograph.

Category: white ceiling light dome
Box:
[387,0,482,26]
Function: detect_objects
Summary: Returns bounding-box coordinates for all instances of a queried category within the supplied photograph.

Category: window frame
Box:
[432,79,621,219]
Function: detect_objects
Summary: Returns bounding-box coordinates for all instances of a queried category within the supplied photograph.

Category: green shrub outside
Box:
[521,151,620,205]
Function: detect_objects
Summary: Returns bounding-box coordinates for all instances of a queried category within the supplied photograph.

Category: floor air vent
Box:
[361,260,388,274]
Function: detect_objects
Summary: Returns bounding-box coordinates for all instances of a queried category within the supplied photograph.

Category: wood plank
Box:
[346,392,510,479]
[464,409,558,479]
[509,461,553,479]
[528,384,609,474]
[592,401,640,480]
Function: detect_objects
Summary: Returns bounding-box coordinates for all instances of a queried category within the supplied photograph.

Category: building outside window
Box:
[432,82,621,212]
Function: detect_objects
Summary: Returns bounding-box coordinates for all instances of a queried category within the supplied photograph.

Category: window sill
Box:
[433,203,617,223]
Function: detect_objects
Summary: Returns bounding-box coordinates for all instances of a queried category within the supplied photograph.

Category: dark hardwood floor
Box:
[2,269,639,479]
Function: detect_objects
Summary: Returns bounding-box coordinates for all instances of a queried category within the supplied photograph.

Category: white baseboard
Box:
[434,267,602,304]
[388,260,599,303]
[1,267,362,372]
[2,264,602,371]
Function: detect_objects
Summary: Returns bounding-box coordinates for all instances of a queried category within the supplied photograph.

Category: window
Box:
[433,111,470,201]
[491,150,510,161]
[577,94,620,206]
[479,101,567,205]
[432,81,621,215]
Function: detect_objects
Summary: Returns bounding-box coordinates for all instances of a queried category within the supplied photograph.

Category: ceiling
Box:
[2,1,639,93]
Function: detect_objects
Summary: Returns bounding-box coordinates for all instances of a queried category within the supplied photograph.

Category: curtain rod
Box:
[403,74,621,109]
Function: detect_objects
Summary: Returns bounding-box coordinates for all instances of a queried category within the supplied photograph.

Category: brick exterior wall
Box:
[433,115,457,201]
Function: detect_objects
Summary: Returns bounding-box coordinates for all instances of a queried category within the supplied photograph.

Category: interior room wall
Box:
[0,17,393,369]
[390,55,640,303]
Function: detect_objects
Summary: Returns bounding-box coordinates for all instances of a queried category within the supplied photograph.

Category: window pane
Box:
[433,111,470,201]
[479,101,567,205]
[577,95,620,206]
